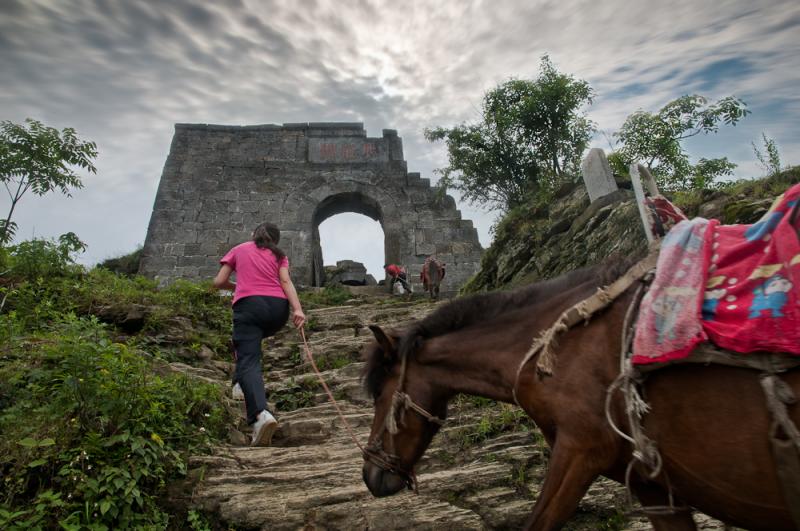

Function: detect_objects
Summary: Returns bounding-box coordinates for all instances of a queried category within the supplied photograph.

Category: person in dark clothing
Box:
[214,222,306,446]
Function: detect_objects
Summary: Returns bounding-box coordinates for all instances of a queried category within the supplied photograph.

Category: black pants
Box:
[232,296,289,424]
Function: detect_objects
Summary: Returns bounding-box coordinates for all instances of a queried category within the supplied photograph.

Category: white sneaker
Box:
[251,410,278,447]
[232,382,244,400]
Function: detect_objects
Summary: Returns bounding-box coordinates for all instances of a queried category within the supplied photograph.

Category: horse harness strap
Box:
[385,391,445,435]
[383,337,444,427]
[361,386,445,493]
[605,284,689,517]
[364,334,445,492]
[511,246,660,406]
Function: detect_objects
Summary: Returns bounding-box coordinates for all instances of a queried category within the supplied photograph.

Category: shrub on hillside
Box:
[97,247,142,277]
[4,232,86,280]
[3,267,233,354]
[0,315,229,529]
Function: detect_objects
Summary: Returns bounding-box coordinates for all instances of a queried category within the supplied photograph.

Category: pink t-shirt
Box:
[220,241,289,304]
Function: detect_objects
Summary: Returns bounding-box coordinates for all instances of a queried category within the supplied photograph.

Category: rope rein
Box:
[298,326,444,492]
[299,327,366,454]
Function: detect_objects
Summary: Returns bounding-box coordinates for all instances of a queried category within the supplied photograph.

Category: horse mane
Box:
[362,255,638,398]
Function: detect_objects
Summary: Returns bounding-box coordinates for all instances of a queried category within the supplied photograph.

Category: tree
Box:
[425,55,594,211]
[614,95,749,190]
[0,119,97,244]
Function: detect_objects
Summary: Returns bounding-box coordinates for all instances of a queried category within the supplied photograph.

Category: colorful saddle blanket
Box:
[633,183,800,365]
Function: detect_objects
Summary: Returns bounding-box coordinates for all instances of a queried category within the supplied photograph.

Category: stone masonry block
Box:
[415,242,436,255]
[177,255,212,267]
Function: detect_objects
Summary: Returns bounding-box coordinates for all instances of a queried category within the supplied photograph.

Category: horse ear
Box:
[369,325,397,362]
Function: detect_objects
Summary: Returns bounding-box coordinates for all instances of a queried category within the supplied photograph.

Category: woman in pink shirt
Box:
[214,222,306,446]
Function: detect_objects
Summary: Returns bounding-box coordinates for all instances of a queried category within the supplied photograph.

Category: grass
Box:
[298,284,353,309]
[96,247,143,277]
[448,401,534,450]
[3,267,234,360]
[595,509,627,531]
[315,352,355,372]
[508,461,530,493]
[271,377,319,411]
[286,343,302,367]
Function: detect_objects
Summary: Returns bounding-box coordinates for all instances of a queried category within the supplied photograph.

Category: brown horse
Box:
[421,257,445,300]
[360,258,799,530]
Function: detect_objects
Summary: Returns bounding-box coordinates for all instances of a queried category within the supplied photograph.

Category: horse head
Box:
[361,324,447,497]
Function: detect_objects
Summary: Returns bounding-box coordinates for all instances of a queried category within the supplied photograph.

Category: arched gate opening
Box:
[311,192,384,287]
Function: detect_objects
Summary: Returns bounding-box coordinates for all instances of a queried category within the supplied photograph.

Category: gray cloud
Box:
[1,0,798,269]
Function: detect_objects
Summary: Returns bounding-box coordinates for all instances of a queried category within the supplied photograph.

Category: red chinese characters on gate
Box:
[316,142,380,161]
[319,143,337,159]
[362,143,378,157]
[340,144,357,160]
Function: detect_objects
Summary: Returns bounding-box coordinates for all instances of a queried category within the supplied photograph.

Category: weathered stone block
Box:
[581,148,618,202]
[177,255,212,267]
[141,256,177,269]
[183,243,201,255]
[415,242,436,255]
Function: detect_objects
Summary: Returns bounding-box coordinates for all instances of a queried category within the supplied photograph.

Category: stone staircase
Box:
[182,297,728,530]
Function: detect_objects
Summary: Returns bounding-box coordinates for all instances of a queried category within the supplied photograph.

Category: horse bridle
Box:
[363,347,445,492]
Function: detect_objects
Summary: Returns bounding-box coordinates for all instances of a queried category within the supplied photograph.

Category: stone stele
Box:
[139,123,483,290]
[581,148,618,203]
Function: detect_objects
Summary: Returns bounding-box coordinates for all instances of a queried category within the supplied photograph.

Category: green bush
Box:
[6,233,86,280]
[0,315,229,529]
[1,266,233,355]
[96,247,143,277]
[0,231,247,528]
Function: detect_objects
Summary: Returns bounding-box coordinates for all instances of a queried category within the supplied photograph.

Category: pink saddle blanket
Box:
[633,183,800,365]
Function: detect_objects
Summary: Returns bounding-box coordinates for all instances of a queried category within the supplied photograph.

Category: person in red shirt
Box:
[384,263,412,294]
[214,222,306,446]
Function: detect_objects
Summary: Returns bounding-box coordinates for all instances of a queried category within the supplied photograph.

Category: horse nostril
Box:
[380,471,407,496]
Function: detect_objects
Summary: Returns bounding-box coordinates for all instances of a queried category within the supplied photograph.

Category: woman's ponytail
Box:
[252,222,286,261]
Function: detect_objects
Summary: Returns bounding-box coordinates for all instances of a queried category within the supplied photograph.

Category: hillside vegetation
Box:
[0,244,359,529]
[464,168,800,292]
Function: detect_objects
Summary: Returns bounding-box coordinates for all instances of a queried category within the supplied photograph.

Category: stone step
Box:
[187,294,730,531]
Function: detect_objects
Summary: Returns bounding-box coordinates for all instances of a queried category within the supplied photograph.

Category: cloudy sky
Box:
[2,0,799,277]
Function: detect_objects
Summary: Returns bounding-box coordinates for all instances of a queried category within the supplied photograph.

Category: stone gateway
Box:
[140,123,483,290]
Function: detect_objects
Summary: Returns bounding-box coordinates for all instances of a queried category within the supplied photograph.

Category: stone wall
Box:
[140,122,483,290]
